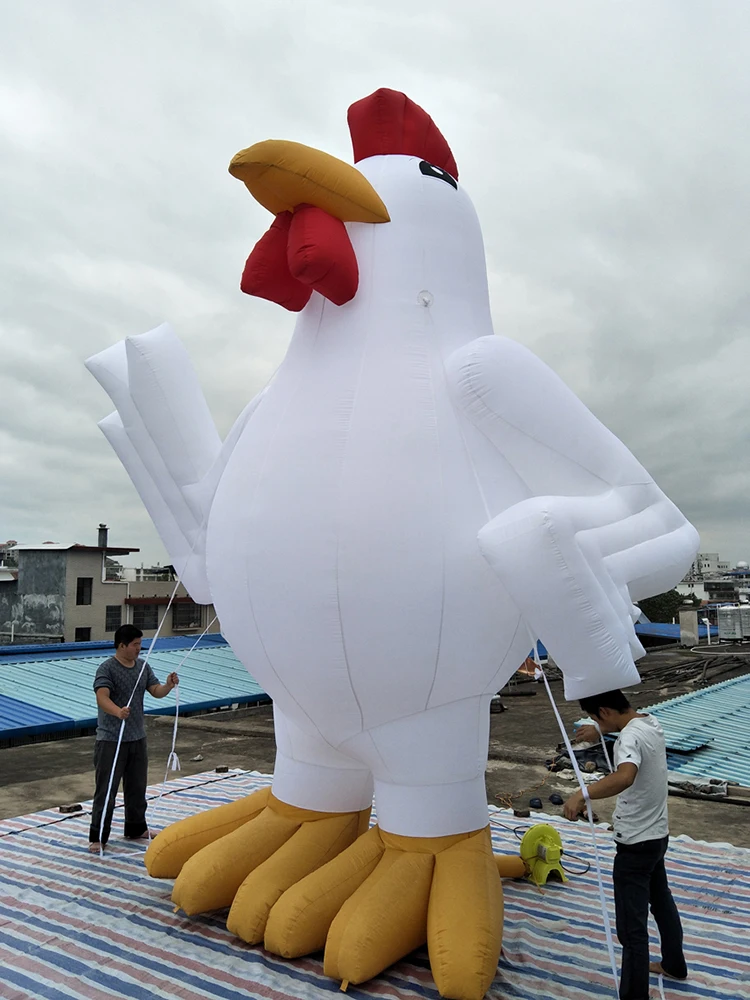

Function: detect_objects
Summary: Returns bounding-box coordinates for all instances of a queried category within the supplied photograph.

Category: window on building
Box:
[105,605,122,632]
[132,604,159,630]
[172,602,203,631]
[76,577,93,605]
[75,627,91,642]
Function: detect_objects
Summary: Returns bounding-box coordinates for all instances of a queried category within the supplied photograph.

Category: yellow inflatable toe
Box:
[146,789,535,1000]
[145,786,271,878]
[227,809,371,944]
[265,824,385,958]
[324,834,436,985]
[265,824,525,1000]
[167,793,370,920]
[427,829,505,1000]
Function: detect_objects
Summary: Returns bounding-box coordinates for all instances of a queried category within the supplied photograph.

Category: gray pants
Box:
[89,738,149,844]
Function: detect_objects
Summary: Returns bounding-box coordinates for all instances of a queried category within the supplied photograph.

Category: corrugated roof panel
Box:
[0,633,227,663]
[662,734,709,752]
[0,694,73,737]
[634,622,717,639]
[646,673,750,786]
[0,637,268,738]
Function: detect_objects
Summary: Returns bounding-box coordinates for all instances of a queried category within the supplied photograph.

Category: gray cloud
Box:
[1,0,748,566]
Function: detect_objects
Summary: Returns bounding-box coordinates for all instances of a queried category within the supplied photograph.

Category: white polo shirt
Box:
[612,714,669,845]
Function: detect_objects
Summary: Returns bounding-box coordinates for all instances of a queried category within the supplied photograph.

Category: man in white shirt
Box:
[563,689,688,1000]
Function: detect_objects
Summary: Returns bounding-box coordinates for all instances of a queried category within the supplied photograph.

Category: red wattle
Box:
[287,205,359,306]
[240,212,313,312]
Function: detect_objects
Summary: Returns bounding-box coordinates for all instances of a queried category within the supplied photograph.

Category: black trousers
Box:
[613,835,687,1000]
[88,738,149,844]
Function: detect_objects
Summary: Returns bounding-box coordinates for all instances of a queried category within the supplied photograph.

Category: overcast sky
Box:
[1,0,748,569]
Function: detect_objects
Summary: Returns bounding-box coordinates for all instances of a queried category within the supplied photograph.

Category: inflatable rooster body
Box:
[211,147,538,831]
[87,91,698,999]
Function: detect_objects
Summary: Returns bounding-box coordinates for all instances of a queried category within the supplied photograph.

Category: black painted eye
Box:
[419,160,457,189]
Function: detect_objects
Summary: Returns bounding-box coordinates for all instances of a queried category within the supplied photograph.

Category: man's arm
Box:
[563,762,638,820]
[148,671,179,699]
[95,686,130,721]
[574,724,603,745]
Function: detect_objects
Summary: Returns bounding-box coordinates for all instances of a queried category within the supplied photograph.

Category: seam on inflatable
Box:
[422,305,447,714]
[542,508,631,670]
[432,345,521,711]
[277,745,371,777]
[361,728,391,779]
[103,352,200,543]
[363,690,489,735]
[443,350,492,522]
[99,413,193,578]
[319,815,362,863]
[130,334,212,485]
[456,340,640,490]
[288,849,384,924]
[334,226,379,738]
[251,161,377,220]
[483,613,523,696]
[240,298,334,747]
[152,808,268,853]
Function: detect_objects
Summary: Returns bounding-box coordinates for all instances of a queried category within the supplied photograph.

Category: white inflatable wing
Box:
[447,335,699,699]
[86,324,262,605]
[97,410,202,593]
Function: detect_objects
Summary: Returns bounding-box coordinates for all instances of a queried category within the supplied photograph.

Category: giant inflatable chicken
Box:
[87,90,699,1000]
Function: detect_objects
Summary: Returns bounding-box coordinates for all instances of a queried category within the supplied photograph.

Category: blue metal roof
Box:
[634,622,717,639]
[0,633,227,664]
[0,694,73,737]
[0,636,268,739]
[645,673,750,786]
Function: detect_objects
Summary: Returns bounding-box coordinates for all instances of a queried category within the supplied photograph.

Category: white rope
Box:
[96,576,185,855]
[530,636,620,997]
[590,718,614,774]
[149,617,219,826]
[657,971,666,1000]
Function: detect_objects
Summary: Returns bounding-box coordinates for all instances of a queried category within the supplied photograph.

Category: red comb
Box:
[347,88,458,181]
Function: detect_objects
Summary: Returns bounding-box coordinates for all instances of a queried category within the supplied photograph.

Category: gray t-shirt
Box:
[93,656,160,742]
[612,714,669,845]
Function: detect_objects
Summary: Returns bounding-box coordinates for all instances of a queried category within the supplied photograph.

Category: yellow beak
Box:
[229,139,390,225]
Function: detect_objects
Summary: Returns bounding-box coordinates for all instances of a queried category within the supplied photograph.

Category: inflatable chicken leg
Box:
[86,89,698,1000]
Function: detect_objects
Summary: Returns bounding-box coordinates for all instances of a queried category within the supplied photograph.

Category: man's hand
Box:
[148,674,179,699]
[573,724,601,744]
[563,763,637,821]
[563,790,586,820]
[117,706,131,720]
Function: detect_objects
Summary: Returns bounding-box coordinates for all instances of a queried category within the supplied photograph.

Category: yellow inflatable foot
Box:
[227,807,371,944]
[266,824,518,1000]
[145,786,271,878]
[170,793,370,924]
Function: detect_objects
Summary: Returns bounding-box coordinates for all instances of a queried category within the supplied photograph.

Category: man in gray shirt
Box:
[563,689,687,1000]
[88,624,178,852]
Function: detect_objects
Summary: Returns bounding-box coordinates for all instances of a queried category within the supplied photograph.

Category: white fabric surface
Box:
[86,151,698,836]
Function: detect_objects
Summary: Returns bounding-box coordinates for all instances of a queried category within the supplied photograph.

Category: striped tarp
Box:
[1,772,748,1000]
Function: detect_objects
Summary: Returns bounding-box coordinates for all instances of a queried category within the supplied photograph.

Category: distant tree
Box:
[638,589,699,623]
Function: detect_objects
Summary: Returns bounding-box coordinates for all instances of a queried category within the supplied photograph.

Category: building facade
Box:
[684,552,731,582]
[0,527,220,644]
